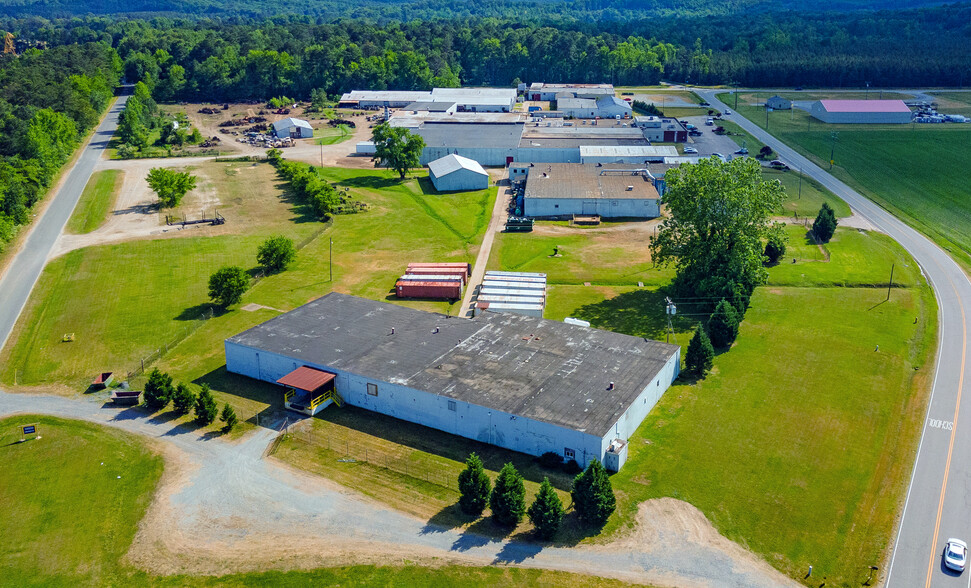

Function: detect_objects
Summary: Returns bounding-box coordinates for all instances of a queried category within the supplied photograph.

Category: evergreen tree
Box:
[457,452,492,516]
[707,298,740,348]
[685,327,715,377]
[220,402,238,430]
[195,383,218,425]
[489,462,526,527]
[143,368,174,410]
[813,202,838,243]
[527,477,564,540]
[571,459,616,527]
[171,382,196,415]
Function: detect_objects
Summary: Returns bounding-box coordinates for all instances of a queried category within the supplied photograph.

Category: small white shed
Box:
[428,154,489,192]
[273,117,314,139]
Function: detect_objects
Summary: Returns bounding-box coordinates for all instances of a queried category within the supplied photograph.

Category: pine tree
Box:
[707,298,740,348]
[527,477,564,540]
[571,459,616,527]
[813,202,838,243]
[143,368,173,410]
[685,327,715,377]
[489,462,526,527]
[220,402,238,431]
[194,383,218,425]
[457,452,492,516]
[171,382,196,415]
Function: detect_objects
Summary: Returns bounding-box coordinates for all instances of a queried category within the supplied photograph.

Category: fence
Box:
[288,423,461,491]
[126,307,215,382]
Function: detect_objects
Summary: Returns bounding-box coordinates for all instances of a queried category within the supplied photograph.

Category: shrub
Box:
[538,451,564,470]
[457,452,492,516]
[685,327,715,377]
[527,478,564,540]
[489,462,526,527]
[813,202,838,243]
[143,368,174,410]
[571,459,616,527]
[707,298,740,348]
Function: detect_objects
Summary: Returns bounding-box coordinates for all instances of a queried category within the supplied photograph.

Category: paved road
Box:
[0,93,127,351]
[698,89,971,588]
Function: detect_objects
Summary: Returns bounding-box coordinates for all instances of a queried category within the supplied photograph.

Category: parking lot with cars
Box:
[680,115,744,159]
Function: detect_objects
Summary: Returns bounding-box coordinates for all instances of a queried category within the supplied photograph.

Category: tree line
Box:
[0,42,119,252]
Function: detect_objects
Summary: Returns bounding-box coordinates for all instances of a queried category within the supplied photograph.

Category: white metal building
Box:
[428,154,490,191]
[527,83,615,101]
[272,117,314,139]
[810,99,912,124]
[225,293,680,471]
[522,163,661,219]
[559,96,632,119]
[579,145,678,164]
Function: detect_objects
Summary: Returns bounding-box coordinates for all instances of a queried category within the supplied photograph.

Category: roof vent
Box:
[433,327,440,334]
[626,185,634,191]
[608,381,615,391]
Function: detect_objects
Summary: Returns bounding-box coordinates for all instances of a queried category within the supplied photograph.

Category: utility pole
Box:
[798,168,803,199]
[865,81,870,100]
[887,263,894,301]
[665,297,677,343]
[329,237,333,281]
[765,98,769,130]
[733,81,739,110]
[320,142,323,168]
[829,131,839,169]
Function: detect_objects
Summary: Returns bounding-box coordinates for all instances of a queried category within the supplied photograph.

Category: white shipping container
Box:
[476,294,547,305]
[481,279,547,291]
[476,301,544,318]
[478,287,545,300]
[485,270,547,279]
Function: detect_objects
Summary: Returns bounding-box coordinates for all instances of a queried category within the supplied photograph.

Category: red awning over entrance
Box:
[276,366,336,392]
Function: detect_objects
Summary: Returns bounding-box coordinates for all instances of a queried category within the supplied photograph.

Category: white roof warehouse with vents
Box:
[225,293,680,471]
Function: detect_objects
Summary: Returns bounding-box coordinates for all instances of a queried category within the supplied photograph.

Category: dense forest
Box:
[0,42,119,250]
[0,2,968,250]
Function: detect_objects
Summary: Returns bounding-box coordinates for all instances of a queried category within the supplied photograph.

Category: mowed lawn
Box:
[0,416,647,588]
[719,91,971,268]
[0,416,163,587]
[66,169,122,234]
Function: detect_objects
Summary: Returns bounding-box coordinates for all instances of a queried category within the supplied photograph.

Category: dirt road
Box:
[0,390,797,587]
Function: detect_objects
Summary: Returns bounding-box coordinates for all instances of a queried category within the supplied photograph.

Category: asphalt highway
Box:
[697,89,971,587]
[0,94,127,352]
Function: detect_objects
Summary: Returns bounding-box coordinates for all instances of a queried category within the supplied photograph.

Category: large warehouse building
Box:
[810,99,912,124]
[338,88,516,112]
[225,293,680,471]
[522,163,661,219]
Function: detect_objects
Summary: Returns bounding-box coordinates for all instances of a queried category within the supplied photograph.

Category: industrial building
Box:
[225,292,680,470]
[416,122,524,166]
[527,83,615,101]
[338,88,516,112]
[766,95,792,110]
[810,99,912,124]
[272,117,313,139]
[521,163,661,219]
[428,154,490,191]
[633,116,688,142]
[559,95,632,119]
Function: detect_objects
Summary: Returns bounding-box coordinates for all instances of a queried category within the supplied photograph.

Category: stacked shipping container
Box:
[476,271,548,318]
[395,262,472,300]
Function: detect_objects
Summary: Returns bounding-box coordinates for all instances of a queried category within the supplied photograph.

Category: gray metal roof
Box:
[417,123,524,149]
[227,293,679,436]
[428,154,488,178]
[272,117,312,130]
[404,101,456,112]
[579,145,679,157]
[559,97,597,110]
[524,163,660,201]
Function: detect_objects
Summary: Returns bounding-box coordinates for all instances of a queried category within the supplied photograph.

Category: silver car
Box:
[945,538,967,572]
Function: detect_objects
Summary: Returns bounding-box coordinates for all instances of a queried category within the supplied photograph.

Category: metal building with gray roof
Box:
[224,293,680,470]
[427,154,489,191]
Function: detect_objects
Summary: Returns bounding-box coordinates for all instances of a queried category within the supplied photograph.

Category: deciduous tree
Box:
[208,265,248,307]
[146,167,197,208]
[764,222,788,263]
[371,123,425,179]
[257,235,296,272]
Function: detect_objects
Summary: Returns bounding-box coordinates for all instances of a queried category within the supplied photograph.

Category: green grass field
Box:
[314,124,351,145]
[0,415,646,587]
[67,170,122,234]
[765,168,851,218]
[718,91,971,268]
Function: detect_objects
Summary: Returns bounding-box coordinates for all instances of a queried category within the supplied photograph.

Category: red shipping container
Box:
[395,280,463,300]
[407,262,471,277]
[404,267,468,284]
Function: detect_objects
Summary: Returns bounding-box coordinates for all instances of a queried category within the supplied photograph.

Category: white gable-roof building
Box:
[428,154,489,191]
[272,117,313,139]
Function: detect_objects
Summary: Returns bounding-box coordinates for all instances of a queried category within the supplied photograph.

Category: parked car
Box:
[711,152,727,162]
[683,146,698,154]
[734,147,749,155]
[706,118,714,126]
[945,538,968,572]
[724,109,731,115]
[699,101,710,106]
[689,130,702,137]
[769,160,789,170]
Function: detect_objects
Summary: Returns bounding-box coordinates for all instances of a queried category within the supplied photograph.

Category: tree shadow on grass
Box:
[175,303,224,322]
[332,174,403,191]
[164,419,205,437]
[199,428,228,441]
[275,181,320,225]
[148,410,182,425]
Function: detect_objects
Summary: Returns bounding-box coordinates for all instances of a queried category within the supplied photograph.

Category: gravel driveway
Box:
[0,389,798,587]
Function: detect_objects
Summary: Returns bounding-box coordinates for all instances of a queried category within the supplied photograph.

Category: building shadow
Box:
[570,288,700,339]
[194,365,287,431]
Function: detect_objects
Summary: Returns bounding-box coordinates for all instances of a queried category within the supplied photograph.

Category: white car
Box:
[945,538,968,572]
[684,146,698,154]
[724,109,732,115]
[711,152,727,162]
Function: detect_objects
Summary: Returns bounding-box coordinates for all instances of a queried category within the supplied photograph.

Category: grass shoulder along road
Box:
[66,169,122,234]
[718,91,971,270]
[0,415,648,587]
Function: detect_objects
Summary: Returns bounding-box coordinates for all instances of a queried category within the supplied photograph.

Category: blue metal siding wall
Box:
[421,147,514,166]
[525,198,659,218]
[225,341,605,467]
